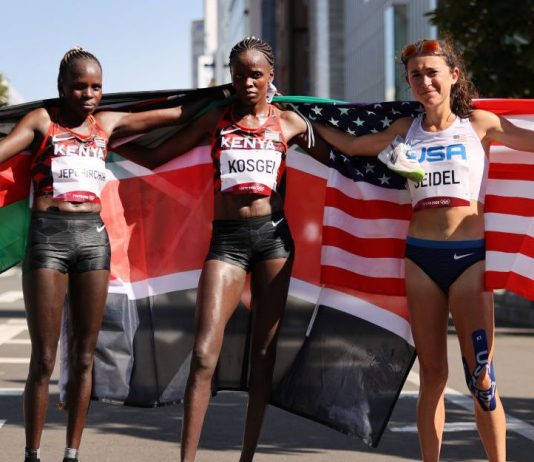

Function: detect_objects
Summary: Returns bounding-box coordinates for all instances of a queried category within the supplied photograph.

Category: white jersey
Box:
[405,114,488,210]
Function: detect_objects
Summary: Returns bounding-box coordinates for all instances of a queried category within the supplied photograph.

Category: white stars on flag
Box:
[364,163,375,174]
[328,118,340,126]
[378,174,391,185]
[381,116,392,128]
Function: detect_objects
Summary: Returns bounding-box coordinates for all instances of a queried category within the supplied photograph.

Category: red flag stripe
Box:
[325,190,413,220]
[322,226,406,258]
[321,266,406,297]
[488,164,534,181]
[486,232,534,259]
[485,196,534,217]
[474,99,534,115]
[0,151,32,207]
[485,271,534,301]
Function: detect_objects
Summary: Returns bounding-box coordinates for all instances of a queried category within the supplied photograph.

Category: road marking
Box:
[0,388,24,396]
[0,267,21,278]
[401,371,534,442]
[0,358,30,364]
[0,290,23,303]
[390,422,478,432]
[0,324,27,345]
[4,339,31,345]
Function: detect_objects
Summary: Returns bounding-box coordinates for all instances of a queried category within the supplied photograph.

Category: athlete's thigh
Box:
[249,257,293,346]
[67,270,110,342]
[405,258,449,365]
[449,261,495,363]
[23,268,68,349]
[194,259,247,348]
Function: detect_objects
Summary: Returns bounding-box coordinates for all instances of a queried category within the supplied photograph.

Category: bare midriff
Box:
[408,200,485,241]
[213,191,284,220]
[33,194,102,213]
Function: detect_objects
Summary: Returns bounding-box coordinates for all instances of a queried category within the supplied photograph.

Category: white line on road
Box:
[390,422,478,433]
[0,290,23,303]
[4,339,31,345]
[401,371,534,442]
[0,358,30,364]
[0,266,21,278]
[0,324,27,345]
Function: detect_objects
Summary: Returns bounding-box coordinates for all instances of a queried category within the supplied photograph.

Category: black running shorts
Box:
[24,210,111,273]
[206,212,294,272]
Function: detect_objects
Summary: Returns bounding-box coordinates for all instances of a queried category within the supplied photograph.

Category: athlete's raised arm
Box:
[472,109,534,153]
[0,108,50,164]
[312,116,412,156]
[113,106,222,169]
[96,95,215,139]
[279,109,330,165]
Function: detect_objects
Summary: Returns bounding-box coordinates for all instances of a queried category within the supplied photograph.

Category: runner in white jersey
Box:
[313,38,534,462]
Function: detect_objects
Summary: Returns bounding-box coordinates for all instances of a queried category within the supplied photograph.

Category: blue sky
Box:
[0,0,204,103]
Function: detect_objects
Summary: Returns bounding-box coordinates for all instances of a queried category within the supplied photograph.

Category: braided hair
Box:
[57,47,102,95]
[229,36,274,69]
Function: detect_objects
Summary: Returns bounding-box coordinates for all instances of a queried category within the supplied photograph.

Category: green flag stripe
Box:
[0,199,30,272]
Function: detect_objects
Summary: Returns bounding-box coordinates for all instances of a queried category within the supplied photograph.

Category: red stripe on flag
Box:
[322,265,406,297]
[474,99,534,115]
[486,271,534,301]
[488,163,534,181]
[485,195,534,217]
[322,226,406,258]
[285,167,327,286]
[486,231,534,259]
[0,153,32,207]
[325,189,412,220]
[102,163,214,283]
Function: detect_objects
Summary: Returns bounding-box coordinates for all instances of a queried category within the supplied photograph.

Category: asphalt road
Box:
[1,266,533,462]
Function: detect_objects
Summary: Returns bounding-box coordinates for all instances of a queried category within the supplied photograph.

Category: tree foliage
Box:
[427,1,534,98]
[0,74,9,107]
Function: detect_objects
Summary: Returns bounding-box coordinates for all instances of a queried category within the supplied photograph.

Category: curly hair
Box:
[57,47,102,94]
[228,36,274,69]
[402,39,478,119]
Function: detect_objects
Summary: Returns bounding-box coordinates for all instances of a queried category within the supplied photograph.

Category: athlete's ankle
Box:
[24,448,40,462]
[63,447,79,461]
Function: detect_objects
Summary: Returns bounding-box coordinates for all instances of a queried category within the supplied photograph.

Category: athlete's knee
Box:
[69,350,95,376]
[29,351,57,380]
[191,345,219,377]
[462,328,497,412]
[418,362,448,391]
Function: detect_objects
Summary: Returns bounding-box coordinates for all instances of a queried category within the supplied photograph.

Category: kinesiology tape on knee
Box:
[462,329,497,411]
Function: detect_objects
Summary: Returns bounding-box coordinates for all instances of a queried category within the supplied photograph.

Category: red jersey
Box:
[31,109,109,203]
[211,105,288,196]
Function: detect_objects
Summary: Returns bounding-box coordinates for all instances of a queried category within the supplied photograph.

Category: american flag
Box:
[294,100,534,301]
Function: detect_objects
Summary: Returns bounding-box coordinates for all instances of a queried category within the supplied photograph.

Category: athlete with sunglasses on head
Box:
[313,38,534,462]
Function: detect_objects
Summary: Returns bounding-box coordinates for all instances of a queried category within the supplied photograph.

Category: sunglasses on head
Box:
[401,40,443,63]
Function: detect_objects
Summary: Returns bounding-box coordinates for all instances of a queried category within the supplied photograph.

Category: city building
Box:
[192,0,436,101]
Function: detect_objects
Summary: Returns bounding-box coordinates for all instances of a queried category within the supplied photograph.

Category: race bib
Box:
[220,149,282,195]
[408,159,471,209]
[52,155,107,202]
